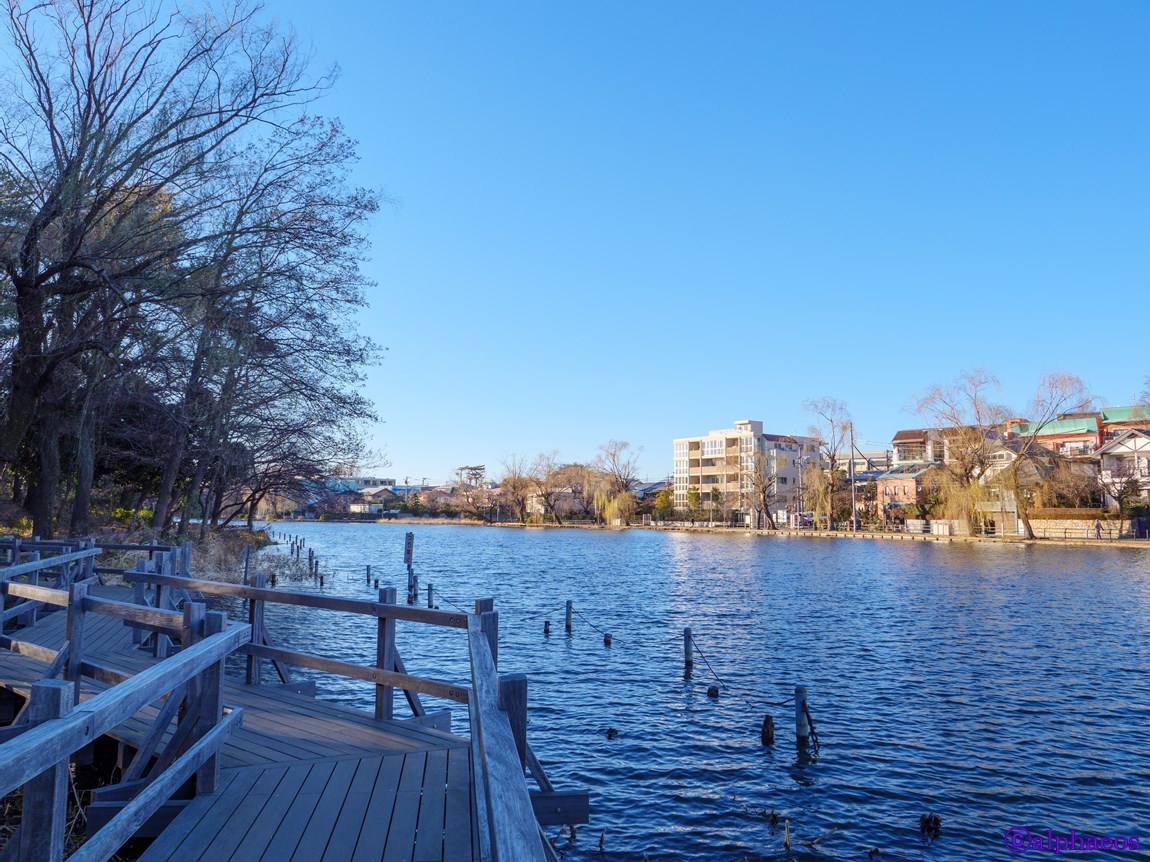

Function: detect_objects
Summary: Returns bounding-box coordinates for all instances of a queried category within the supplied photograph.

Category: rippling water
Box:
[235,524,1150,861]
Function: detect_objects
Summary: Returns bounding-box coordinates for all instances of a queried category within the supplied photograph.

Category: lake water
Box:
[245,523,1150,861]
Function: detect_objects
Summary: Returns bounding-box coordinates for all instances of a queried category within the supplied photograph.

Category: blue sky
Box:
[269,1,1150,483]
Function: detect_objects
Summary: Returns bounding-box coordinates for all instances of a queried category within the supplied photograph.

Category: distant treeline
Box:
[0,1,378,538]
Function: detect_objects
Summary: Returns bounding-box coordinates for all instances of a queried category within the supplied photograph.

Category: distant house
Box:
[1100,405,1150,441]
[1096,429,1150,509]
[287,478,361,519]
[349,486,399,516]
[1005,416,1103,459]
[874,463,941,518]
[633,480,668,500]
[891,429,944,465]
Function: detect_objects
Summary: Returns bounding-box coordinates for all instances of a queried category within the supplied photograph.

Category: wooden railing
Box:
[0,547,247,862]
[3,539,585,860]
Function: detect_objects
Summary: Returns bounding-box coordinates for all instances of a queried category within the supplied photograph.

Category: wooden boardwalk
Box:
[2,596,479,861]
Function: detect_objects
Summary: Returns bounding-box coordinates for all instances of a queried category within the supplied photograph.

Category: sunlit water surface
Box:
[230,524,1150,861]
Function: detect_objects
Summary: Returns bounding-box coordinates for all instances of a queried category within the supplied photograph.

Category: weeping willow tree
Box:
[594,486,636,526]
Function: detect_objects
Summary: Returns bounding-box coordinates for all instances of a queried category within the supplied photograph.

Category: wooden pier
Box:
[0,539,583,862]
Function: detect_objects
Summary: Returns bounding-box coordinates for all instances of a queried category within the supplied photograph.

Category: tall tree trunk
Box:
[70,414,96,536]
[151,435,187,531]
[31,423,60,538]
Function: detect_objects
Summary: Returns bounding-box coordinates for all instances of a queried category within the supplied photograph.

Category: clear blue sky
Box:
[269,1,1150,483]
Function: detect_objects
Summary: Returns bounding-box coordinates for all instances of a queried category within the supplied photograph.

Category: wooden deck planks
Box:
[413,750,449,862]
[352,752,405,861]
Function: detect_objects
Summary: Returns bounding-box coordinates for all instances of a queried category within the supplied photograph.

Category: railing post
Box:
[376,587,397,720]
[17,679,74,862]
[196,610,227,794]
[21,551,40,627]
[480,610,499,670]
[131,560,148,646]
[497,673,528,772]
[246,574,266,685]
[64,581,88,706]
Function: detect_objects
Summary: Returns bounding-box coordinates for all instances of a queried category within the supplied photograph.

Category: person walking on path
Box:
[1094,518,1103,540]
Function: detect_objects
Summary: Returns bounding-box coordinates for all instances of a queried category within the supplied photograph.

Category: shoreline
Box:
[265,518,1150,550]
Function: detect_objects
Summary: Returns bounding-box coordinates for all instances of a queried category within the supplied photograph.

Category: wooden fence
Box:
[0,545,247,862]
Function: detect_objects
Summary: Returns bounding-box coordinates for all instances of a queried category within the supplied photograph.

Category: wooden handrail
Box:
[0,624,250,796]
[122,571,469,629]
[0,547,101,579]
[241,643,470,704]
[467,615,546,862]
[3,582,71,606]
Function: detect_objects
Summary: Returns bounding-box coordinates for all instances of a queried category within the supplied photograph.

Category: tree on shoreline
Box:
[0,0,378,537]
[803,397,851,530]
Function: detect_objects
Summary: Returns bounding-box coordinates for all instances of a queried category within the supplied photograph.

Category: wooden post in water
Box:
[498,673,528,771]
[683,627,694,670]
[18,679,73,862]
[366,564,371,582]
[427,583,434,609]
[565,600,573,633]
[404,532,415,604]
[795,685,809,745]
[376,586,397,720]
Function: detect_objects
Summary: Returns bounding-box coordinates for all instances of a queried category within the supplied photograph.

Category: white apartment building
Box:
[673,420,821,525]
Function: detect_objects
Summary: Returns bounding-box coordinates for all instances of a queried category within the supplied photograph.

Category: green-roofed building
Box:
[1005,415,1101,459]
[1100,405,1150,440]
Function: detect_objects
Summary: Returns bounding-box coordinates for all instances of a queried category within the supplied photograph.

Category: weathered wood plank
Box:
[0,624,249,795]
[227,764,313,861]
[193,765,289,860]
[414,749,449,861]
[444,747,474,862]
[123,572,470,628]
[68,707,242,862]
[318,757,382,862]
[468,616,545,862]
[530,792,590,826]
[17,680,72,862]
[0,548,100,579]
[288,757,360,861]
[383,752,427,862]
[258,759,338,860]
[242,643,470,704]
[137,766,260,862]
[2,582,70,607]
[83,596,184,636]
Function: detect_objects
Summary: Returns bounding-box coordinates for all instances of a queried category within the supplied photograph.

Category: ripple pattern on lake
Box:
[239,524,1150,861]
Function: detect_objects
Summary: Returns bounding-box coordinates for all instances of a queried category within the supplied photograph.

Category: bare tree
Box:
[554,463,601,521]
[530,451,565,525]
[802,397,851,530]
[498,454,533,524]
[596,440,640,495]
[747,448,783,529]
[454,465,494,522]
[912,368,1009,533]
[0,0,378,536]
[1000,373,1092,537]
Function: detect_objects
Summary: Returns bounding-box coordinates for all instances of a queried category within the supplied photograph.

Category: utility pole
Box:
[850,422,858,531]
